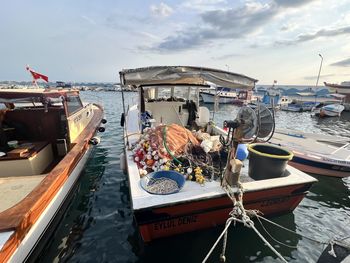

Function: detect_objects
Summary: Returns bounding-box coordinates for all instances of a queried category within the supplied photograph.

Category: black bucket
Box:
[248,143,293,180]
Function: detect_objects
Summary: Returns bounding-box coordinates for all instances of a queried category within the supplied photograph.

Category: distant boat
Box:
[313,103,345,117]
[200,87,237,104]
[249,89,289,109]
[281,101,318,112]
[254,86,267,93]
[324,81,350,94]
[324,81,350,111]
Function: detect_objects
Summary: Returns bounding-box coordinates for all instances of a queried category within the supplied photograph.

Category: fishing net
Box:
[148,124,199,158]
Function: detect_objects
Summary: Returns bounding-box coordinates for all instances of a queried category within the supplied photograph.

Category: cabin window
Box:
[66,95,83,115]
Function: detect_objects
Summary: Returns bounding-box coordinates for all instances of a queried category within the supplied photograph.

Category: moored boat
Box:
[312,103,345,117]
[200,87,238,104]
[324,81,350,111]
[0,89,104,262]
[269,129,350,178]
[281,101,318,112]
[324,81,350,94]
[119,66,317,242]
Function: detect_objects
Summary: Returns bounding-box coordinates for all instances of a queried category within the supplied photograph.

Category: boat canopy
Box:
[119,66,258,89]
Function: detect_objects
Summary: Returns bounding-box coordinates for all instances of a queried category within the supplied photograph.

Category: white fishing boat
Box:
[269,129,350,178]
[0,89,105,262]
[119,66,317,242]
[200,87,237,104]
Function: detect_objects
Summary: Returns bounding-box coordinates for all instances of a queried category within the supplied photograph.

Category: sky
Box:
[1,0,350,84]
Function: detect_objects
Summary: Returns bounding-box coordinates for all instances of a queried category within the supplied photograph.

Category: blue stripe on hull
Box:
[292,156,350,172]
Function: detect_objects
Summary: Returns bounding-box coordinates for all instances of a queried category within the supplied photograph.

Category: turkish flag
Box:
[26,66,49,82]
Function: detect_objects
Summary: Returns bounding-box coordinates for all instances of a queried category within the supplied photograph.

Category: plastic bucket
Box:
[248,143,293,180]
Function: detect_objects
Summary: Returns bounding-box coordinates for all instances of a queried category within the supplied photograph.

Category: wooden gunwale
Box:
[0,104,103,262]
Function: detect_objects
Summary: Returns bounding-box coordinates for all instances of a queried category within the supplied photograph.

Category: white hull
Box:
[328,86,350,94]
[8,147,93,263]
[321,109,341,117]
[321,104,345,117]
[200,92,236,104]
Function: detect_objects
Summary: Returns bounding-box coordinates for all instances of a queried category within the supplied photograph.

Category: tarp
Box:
[119,66,257,90]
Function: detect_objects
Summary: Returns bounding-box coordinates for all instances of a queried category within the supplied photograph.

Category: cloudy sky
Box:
[1,0,350,84]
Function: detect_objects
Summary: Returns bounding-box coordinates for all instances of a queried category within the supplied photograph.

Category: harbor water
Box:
[39,91,350,263]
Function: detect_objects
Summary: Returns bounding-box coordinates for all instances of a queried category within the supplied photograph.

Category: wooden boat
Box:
[0,89,104,262]
[269,129,350,178]
[119,66,317,242]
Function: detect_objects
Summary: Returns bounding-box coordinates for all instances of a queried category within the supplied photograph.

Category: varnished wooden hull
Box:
[135,183,312,242]
[0,105,104,263]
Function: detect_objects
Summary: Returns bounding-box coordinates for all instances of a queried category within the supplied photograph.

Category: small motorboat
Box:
[0,89,104,262]
[281,101,318,112]
[313,103,345,117]
[119,66,317,242]
[269,129,350,177]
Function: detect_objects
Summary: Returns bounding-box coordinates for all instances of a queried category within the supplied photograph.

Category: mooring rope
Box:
[255,214,329,245]
[202,186,288,263]
[255,216,298,249]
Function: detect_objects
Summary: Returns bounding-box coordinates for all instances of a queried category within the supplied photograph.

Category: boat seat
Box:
[0,142,53,177]
[0,174,46,213]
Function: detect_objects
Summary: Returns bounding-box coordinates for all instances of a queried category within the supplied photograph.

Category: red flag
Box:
[26,66,49,82]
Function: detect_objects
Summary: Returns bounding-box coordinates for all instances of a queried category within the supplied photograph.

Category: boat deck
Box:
[271,130,350,161]
[126,146,316,211]
[0,175,46,213]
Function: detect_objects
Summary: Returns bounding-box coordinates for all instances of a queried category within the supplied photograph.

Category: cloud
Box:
[273,0,317,8]
[153,2,278,51]
[276,25,350,45]
[150,2,173,18]
[211,53,243,60]
[150,0,319,52]
[81,15,96,25]
[330,57,350,67]
[303,74,336,80]
[180,0,227,12]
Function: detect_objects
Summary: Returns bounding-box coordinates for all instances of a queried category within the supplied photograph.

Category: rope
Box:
[256,215,328,245]
[203,186,289,263]
[202,220,233,263]
[255,216,297,249]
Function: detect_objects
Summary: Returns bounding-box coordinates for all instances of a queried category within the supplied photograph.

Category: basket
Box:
[140,170,186,195]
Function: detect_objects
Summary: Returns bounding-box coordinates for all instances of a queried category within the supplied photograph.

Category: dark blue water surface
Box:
[39,91,350,263]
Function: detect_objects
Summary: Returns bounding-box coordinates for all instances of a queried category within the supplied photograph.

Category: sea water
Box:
[38,91,350,263]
